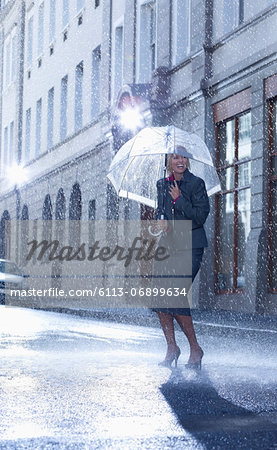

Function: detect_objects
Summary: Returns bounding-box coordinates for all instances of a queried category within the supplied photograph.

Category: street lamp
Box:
[6,164,27,186]
[6,164,27,220]
[119,107,144,132]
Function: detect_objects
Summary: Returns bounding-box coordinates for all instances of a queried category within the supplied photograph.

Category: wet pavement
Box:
[0,306,276,449]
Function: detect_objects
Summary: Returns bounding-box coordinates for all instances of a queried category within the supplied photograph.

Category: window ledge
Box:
[48,38,56,47]
[215,289,244,296]
[75,6,86,20]
[3,79,16,91]
[61,24,70,34]
[169,48,204,74]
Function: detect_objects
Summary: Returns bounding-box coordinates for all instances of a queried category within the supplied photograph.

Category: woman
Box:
[154,151,210,370]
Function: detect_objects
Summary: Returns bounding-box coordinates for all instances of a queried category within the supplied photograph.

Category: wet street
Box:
[0,306,276,449]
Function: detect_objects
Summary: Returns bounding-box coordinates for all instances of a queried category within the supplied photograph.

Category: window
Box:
[11,35,17,81]
[214,90,252,293]
[27,16,33,67]
[89,199,96,220]
[3,26,17,88]
[77,0,84,12]
[75,61,83,131]
[36,98,42,156]
[113,24,123,99]
[149,3,156,71]
[213,0,244,40]
[91,46,101,119]
[25,108,31,160]
[49,0,56,43]
[243,0,276,22]
[47,87,54,149]
[9,121,14,166]
[172,0,191,65]
[38,2,44,56]
[89,199,96,241]
[3,126,8,174]
[268,99,277,291]
[266,75,277,292]
[60,75,68,141]
[95,0,100,7]
[5,41,11,86]
[137,0,156,83]
[62,0,69,28]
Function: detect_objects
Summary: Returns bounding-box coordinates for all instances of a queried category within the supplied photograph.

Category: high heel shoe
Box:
[185,348,204,371]
[159,346,181,368]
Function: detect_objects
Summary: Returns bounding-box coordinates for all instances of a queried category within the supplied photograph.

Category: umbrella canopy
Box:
[107,125,221,208]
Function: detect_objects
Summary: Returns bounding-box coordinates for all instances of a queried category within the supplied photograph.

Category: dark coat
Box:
[155,169,210,248]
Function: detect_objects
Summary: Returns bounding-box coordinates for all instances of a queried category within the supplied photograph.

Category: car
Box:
[0,259,28,303]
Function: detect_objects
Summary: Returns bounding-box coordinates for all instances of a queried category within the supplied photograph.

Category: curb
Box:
[46,306,277,334]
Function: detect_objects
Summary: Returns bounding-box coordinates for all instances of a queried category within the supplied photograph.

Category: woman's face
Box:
[171,154,188,175]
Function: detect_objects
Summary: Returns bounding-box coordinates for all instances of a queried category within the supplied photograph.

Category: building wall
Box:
[0,0,276,314]
[0,0,22,176]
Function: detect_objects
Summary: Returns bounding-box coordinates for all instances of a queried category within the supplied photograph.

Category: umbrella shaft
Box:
[172,207,175,230]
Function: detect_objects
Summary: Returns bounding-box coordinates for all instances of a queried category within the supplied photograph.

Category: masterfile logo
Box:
[4,220,192,309]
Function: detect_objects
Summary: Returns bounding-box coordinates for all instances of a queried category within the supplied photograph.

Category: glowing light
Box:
[6,164,27,185]
[119,108,144,131]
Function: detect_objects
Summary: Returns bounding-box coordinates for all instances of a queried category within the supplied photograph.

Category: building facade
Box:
[0,0,276,314]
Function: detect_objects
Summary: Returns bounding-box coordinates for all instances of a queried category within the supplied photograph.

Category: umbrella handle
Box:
[148,225,163,237]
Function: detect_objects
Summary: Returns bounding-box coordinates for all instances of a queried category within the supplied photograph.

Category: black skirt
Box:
[152,247,204,317]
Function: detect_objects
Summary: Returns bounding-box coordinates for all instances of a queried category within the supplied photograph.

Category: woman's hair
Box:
[166,147,190,175]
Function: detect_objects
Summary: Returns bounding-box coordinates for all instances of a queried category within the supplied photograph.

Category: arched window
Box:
[20,205,29,266]
[0,210,11,259]
[55,188,66,220]
[52,189,66,288]
[88,199,96,243]
[42,194,53,263]
[21,204,29,220]
[42,194,53,220]
[69,183,82,246]
[69,183,82,220]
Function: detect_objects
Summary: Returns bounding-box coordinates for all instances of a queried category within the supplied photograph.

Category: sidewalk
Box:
[48,305,277,334]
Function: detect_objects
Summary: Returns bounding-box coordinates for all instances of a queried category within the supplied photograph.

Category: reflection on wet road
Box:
[0,306,276,449]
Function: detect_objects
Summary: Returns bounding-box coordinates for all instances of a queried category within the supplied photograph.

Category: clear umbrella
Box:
[107,125,221,208]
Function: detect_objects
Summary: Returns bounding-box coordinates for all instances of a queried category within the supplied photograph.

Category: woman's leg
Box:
[175,248,204,363]
[174,314,203,363]
[157,311,179,358]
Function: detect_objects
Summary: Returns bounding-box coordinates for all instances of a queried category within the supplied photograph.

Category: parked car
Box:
[0,259,28,303]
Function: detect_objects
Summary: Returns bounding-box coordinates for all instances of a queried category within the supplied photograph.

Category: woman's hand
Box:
[169,181,181,200]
